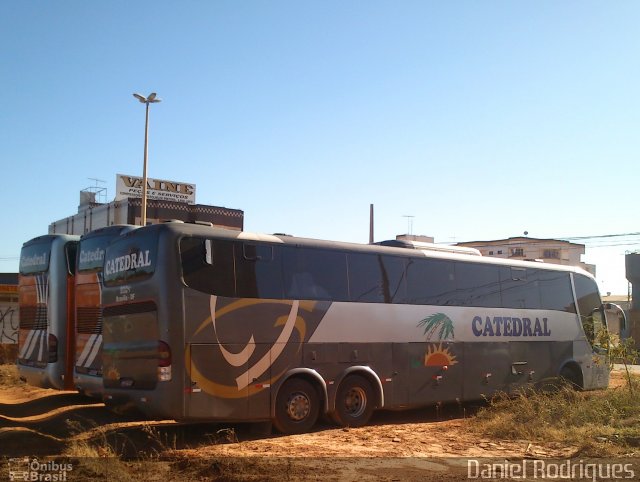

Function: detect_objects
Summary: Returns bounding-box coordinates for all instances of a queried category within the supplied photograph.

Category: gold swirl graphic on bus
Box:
[186,297,316,397]
[186,344,289,398]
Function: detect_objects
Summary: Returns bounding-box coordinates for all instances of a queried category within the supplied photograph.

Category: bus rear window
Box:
[104,233,157,285]
[20,242,51,274]
[78,236,110,272]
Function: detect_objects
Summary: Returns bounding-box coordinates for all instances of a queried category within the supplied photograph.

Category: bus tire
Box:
[559,366,582,390]
[331,375,375,428]
[273,378,320,434]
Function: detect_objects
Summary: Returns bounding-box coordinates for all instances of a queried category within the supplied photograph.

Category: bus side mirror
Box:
[204,239,213,265]
[604,302,627,333]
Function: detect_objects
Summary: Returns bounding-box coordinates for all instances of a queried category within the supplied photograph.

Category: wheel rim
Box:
[344,387,367,418]
[286,391,311,421]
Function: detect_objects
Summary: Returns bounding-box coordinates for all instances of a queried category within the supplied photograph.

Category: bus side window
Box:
[538,271,575,313]
[181,237,235,297]
[66,242,78,275]
[453,262,501,307]
[348,253,407,304]
[379,255,406,303]
[499,267,541,309]
[348,253,385,303]
[235,243,284,299]
[406,258,456,305]
[282,247,348,301]
[243,244,273,262]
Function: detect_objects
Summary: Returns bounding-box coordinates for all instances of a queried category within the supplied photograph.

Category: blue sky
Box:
[1,1,639,294]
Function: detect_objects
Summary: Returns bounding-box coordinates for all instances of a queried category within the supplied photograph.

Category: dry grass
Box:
[472,377,640,456]
[0,344,17,364]
[0,362,22,388]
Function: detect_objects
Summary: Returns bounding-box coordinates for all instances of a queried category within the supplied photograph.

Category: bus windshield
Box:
[19,241,51,274]
[103,232,158,285]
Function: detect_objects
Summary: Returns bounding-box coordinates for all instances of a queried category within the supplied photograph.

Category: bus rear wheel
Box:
[331,375,375,428]
[273,378,320,434]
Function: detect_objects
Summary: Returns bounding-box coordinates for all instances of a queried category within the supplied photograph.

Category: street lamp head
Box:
[133,92,162,104]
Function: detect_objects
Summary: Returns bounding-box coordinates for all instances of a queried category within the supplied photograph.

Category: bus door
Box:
[187,343,272,421]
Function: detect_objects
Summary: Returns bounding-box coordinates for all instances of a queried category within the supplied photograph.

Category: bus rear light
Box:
[48,334,58,363]
[158,340,172,382]
[158,366,172,382]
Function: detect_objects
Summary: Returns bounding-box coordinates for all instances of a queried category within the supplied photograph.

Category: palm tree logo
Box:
[417,313,455,341]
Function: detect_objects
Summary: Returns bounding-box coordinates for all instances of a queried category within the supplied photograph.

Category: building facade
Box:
[456,237,595,275]
[49,197,244,235]
[49,175,244,235]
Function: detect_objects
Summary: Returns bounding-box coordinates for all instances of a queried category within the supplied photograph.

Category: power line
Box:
[450,231,640,249]
[559,232,640,241]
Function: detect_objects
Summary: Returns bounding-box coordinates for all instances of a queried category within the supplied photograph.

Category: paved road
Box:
[613,363,640,374]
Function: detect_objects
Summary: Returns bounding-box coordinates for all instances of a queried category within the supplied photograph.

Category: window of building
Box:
[510,248,525,258]
[543,249,560,259]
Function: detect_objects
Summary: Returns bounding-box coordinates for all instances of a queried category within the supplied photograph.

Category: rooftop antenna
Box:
[402,215,415,235]
[369,204,374,244]
[80,178,107,205]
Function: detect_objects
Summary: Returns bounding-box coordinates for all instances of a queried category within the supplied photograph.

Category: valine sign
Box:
[115,174,196,204]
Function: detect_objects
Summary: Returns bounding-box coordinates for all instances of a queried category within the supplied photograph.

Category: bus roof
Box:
[127,221,595,279]
[22,233,79,248]
[79,225,138,241]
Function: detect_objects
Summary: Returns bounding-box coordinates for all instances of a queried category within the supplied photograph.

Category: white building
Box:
[456,237,595,275]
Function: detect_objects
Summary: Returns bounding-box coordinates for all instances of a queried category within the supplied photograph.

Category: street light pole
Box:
[133,92,161,226]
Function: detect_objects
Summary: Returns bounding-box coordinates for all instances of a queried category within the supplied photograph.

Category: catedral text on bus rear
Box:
[104,250,151,276]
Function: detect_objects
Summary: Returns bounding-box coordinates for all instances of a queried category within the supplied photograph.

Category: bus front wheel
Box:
[331,375,375,428]
[273,378,320,434]
[560,366,582,390]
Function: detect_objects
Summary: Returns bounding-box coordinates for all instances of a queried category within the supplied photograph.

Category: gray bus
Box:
[18,234,79,390]
[73,225,137,398]
[101,222,615,434]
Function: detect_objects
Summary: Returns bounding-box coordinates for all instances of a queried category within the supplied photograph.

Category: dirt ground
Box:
[0,370,630,481]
